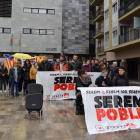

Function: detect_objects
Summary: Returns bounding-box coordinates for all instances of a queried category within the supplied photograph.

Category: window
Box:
[47,30,54,35]
[23,8,55,15]
[39,9,46,14]
[0,0,12,17]
[23,28,54,35]
[3,28,11,33]
[24,8,31,13]
[23,29,31,34]
[105,9,109,19]
[98,41,101,47]
[113,3,117,13]
[48,9,55,15]
[40,30,46,35]
[32,29,39,34]
[113,30,117,37]
[32,9,38,14]
[105,31,109,41]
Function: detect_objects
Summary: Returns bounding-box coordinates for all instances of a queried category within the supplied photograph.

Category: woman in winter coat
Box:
[0,62,8,93]
[95,68,112,87]
[23,59,32,94]
[76,69,92,115]
[82,59,94,72]
[30,62,38,83]
[9,62,21,97]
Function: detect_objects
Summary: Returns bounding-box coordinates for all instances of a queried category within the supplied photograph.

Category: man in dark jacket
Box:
[95,69,112,87]
[69,55,81,71]
[38,55,54,71]
[112,66,129,86]
[111,62,118,80]
[93,59,101,72]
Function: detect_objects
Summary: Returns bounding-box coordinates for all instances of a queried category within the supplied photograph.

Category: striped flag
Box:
[10,35,13,45]
[36,56,44,64]
[5,54,18,72]
[19,35,21,46]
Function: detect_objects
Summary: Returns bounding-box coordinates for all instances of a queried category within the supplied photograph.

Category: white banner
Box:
[36,72,100,100]
[78,87,140,134]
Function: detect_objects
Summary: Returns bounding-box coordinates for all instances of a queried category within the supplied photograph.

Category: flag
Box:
[36,56,44,64]
[10,35,13,45]
[19,35,21,46]
[5,55,17,72]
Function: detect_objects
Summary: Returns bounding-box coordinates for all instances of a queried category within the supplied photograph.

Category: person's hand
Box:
[73,70,76,72]
[23,69,25,71]
[102,84,105,86]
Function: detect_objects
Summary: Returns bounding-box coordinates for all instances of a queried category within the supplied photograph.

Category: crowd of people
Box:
[0,54,129,114]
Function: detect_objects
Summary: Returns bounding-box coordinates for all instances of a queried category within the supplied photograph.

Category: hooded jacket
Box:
[54,62,68,71]
[112,74,129,86]
[93,64,101,72]
[38,60,54,71]
[82,65,94,72]
[69,60,81,71]
[95,73,112,87]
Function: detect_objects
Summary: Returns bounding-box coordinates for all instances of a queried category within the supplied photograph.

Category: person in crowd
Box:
[111,62,118,80]
[75,69,92,115]
[0,62,8,93]
[17,60,24,94]
[38,55,54,71]
[95,68,112,87]
[23,59,32,94]
[9,62,21,97]
[100,60,106,70]
[82,59,94,72]
[103,58,110,72]
[69,55,81,71]
[91,59,95,67]
[30,62,38,83]
[82,60,85,66]
[112,66,129,86]
[52,58,56,68]
[93,59,101,72]
[54,55,68,71]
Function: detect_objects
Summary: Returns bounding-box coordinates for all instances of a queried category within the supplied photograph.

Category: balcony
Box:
[105,26,140,52]
[94,26,104,39]
[119,0,140,22]
[90,0,103,6]
[93,8,104,22]
[97,46,105,55]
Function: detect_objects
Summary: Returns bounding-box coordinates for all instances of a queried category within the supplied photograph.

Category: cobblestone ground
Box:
[0,92,140,140]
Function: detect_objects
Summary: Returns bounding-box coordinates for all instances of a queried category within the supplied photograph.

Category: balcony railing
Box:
[94,26,104,36]
[93,7,104,20]
[119,0,140,18]
[97,46,104,54]
[119,26,140,44]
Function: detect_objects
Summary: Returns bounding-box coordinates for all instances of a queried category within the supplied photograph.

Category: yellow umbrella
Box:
[13,53,32,59]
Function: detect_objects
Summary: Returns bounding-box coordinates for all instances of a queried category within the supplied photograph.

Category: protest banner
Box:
[36,71,100,100]
[78,87,140,134]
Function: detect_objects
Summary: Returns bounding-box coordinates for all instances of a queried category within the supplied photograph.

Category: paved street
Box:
[0,93,140,140]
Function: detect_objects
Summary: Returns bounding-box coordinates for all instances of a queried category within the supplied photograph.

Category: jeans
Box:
[30,79,36,83]
[18,77,23,92]
[24,80,30,94]
[11,79,19,95]
[0,78,7,90]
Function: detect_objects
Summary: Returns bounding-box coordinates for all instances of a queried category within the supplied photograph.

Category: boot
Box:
[75,105,81,115]
[80,104,85,115]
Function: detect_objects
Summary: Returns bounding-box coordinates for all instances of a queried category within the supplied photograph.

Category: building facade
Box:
[0,0,62,56]
[91,0,140,80]
[62,0,95,59]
